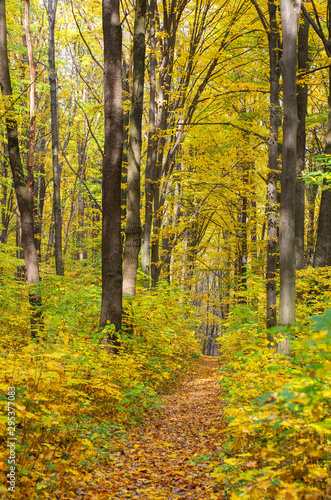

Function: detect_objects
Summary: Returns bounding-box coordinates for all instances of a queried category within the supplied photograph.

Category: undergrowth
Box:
[212,267,331,499]
[0,250,200,499]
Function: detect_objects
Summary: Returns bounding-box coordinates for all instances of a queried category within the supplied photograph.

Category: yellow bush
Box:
[211,291,331,499]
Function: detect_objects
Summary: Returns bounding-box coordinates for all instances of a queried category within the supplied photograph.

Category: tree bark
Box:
[76,134,87,260]
[278,0,302,350]
[45,0,64,276]
[121,59,130,224]
[0,0,41,333]
[0,144,13,245]
[34,133,46,259]
[301,0,331,267]
[24,0,36,199]
[149,0,183,287]
[295,15,309,270]
[237,162,248,301]
[306,180,318,265]
[141,0,157,278]
[314,66,331,267]
[99,0,123,342]
[266,0,280,330]
[123,0,147,297]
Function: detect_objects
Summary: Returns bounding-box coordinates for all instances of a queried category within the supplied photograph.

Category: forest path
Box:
[91,356,224,499]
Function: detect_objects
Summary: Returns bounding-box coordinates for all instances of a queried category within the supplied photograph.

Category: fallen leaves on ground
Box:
[69,356,225,499]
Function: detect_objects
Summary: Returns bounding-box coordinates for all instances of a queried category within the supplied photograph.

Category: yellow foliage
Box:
[0,263,200,498]
[210,270,331,499]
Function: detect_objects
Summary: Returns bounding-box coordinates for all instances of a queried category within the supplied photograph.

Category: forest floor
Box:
[74,356,225,500]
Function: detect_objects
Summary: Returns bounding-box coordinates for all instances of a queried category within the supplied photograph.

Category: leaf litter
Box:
[73,356,224,499]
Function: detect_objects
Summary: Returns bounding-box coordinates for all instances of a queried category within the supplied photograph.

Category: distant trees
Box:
[1,0,331,347]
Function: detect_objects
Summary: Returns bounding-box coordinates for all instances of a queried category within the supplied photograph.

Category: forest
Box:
[0,0,331,498]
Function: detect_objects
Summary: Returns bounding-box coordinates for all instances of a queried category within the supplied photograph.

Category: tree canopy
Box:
[0,0,331,498]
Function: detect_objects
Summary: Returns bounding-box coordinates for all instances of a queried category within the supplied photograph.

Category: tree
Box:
[99,0,123,342]
[266,0,281,331]
[278,0,302,350]
[295,15,309,270]
[142,0,250,287]
[302,1,331,268]
[0,0,41,333]
[141,0,157,278]
[123,0,147,297]
[44,0,64,276]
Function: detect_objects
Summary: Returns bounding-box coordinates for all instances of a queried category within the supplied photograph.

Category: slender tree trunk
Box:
[46,221,54,261]
[63,160,86,258]
[151,185,161,287]
[45,0,64,276]
[1,144,13,245]
[314,66,331,267]
[121,59,130,224]
[307,186,318,264]
[150,90,170,287]
[251,197,257,262]
[76,136,87,260]
[238,163,248,301]
[302,0,331,267]
[34,133,46,259]
[141,0,157,277]
[24,0,36,195]
[161,208,172,284]
[186,219,199,288]
[15,204,24,279]
[149,1,179,287]
[77,193,87,260]
[150,105,170,287]
[295,15,309,270]
[278,0,302,351]
[123,0,147,297]
[100,0,123,341]
[25,0,44,261]
[0,0,41,333]
[266,0,280,331]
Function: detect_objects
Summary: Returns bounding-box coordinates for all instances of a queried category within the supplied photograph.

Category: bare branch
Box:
[250,0,269,33]
[75,100,104,159]
[59,144,102,212]
[70,0,104,73]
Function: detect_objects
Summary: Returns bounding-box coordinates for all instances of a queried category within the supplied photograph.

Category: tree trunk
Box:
[141,0,157,278]
[45,0,64,276]
[301,0,331,267]
[237,162,248,301]
[295,15,309,270]
[76,135,87,260]
[314,66,331,267]
[266,0,280,331]
[278,0,302,350]
[0,0,41,334]
[77,193,87,260]
[123,0,147,297]
[1,144,13,245]
[100,0,123,343]
[306,179,318,265]
[149,0,179,287]
[34,133,46,259]
[121,59,130,224]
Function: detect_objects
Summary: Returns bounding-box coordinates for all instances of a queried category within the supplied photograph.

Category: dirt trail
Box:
[93,356,224,499]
